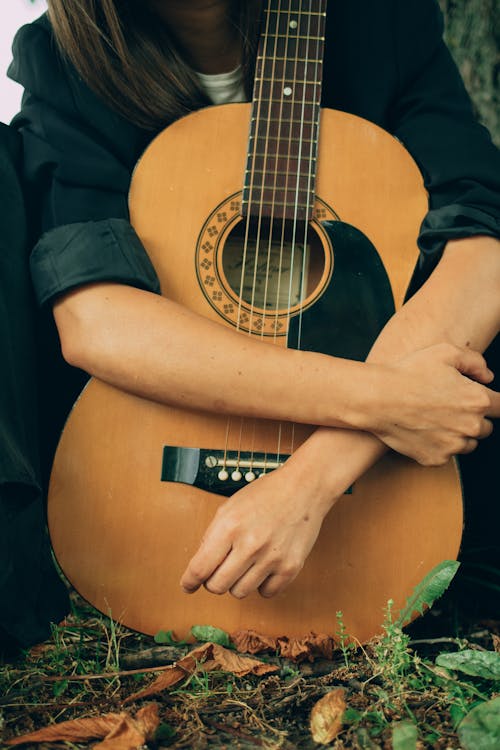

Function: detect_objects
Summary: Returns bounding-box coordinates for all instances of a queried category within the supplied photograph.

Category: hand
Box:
[180,465,328,599]
[369,343,500,466]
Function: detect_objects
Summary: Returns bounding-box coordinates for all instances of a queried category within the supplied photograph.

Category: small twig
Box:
[43,664,171,682]
[119,646,187,668]
[408,637,462,647]
[409,637,487,650]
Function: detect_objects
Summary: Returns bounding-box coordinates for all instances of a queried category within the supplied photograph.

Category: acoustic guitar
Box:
[48,0,463,643]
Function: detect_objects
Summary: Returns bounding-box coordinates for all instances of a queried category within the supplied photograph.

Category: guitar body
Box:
[48,105,463,642]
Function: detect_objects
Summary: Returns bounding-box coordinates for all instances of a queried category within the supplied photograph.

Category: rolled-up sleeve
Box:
[389,0,500,263]
[8,16,160,305]
[30,219,161,306]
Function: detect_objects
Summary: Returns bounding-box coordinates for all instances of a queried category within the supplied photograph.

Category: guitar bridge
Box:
[161,447,286,497]
[161,446,353,498]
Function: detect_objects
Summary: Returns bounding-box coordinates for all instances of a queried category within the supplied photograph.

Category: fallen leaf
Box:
[125,642,278,703]
[231,630,335,662]
[95,705,160,750]
[492,634,500,653]
[231,630,277,654]
[6,704,160,749]
[310,688,346,744]
[458,697,500,750]
[436,650,500,680]
[392,719,418,750]
[190,625,231,646]
[278,633,335,662]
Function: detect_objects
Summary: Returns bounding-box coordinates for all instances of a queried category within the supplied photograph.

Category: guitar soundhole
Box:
[221,218,327,314]
[195,193,337,335]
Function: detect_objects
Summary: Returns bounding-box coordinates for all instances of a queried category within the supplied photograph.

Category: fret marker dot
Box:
[283,86,292,97]
[290,20,298,29]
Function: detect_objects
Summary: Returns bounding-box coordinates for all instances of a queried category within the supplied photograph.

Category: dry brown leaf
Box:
[278,633,335,662]
[5,705,160,749]
[125,642,278,704]
[231,629,278,654]
[492,634,500,653]
[309,688,346,745]
[231,630,335,662]
[95,705,160,750]
[204,643,279,676]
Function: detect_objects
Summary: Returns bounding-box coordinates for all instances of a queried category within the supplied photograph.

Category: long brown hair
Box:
[46,0,260,131]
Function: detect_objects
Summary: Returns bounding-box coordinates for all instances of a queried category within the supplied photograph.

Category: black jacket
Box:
[8,0,500,308]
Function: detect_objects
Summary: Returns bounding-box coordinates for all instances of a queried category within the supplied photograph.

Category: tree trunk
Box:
[439,0,499,144]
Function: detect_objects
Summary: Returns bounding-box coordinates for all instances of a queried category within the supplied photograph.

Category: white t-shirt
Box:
[195,66,246,105]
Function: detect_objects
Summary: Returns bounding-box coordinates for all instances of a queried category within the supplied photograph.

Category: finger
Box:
[453,348,494,384]
[486,389,500,419]
[258,569,300,598]
[478,418,494,440]
[180,537,232,593]
[229,564,273,600]
[204,551,258,596]
[455,437,479,456]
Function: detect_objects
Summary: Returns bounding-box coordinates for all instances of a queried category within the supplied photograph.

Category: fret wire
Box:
[243,0,327,222]
[262,33,323,40]
[264,9,326,16]
[254,77,322,85]
[245,166,316,179]
[248,137,317,145]
[256,56,323,64]
[250,116,320,125]
[241,199,315,208]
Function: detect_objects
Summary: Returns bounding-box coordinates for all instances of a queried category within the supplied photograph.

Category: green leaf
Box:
[356,728,382,749]
[154,723,176,742]
[450,703,468,729]
[458,697,500,750]
[395,560,460,627]
[52,679,68,697]
[343,707,363,725]
[154,630,188,645]
[436,650,500,680]
[392,720,418,750]
[190,625,231,646]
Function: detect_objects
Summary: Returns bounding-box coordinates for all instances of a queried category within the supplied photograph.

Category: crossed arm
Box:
[178,235,500,599]
[54,234,500,598]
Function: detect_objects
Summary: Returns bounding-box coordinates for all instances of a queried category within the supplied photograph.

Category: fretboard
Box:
[241,0,327,221]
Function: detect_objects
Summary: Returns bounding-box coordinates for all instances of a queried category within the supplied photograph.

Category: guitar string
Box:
[257,0,293,474]
[284,0,308,459]
[245,0,286,480]
[219,0,324,485]
[269,0,302,468]
[238,0,295,482]
[254,0,300,478]
[238,0,322,482]
[221,0,273,484]
[289,0,325,456]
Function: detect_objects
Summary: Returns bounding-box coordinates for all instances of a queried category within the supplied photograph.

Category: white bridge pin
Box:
[231,470,243,482]
[218,469,229,481]
[245,471,256,482]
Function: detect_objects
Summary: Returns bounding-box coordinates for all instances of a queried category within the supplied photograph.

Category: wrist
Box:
[341,362,392,434]
[282,428,384,516]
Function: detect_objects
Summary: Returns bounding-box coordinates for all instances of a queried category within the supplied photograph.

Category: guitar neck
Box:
[242,0,328,221]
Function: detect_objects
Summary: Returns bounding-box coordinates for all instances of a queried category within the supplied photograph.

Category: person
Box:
[3,0,500,645]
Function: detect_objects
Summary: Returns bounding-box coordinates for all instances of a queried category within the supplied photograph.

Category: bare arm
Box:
[53,244,497,463]
[304,234,500,494]
[180,235,500,599]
